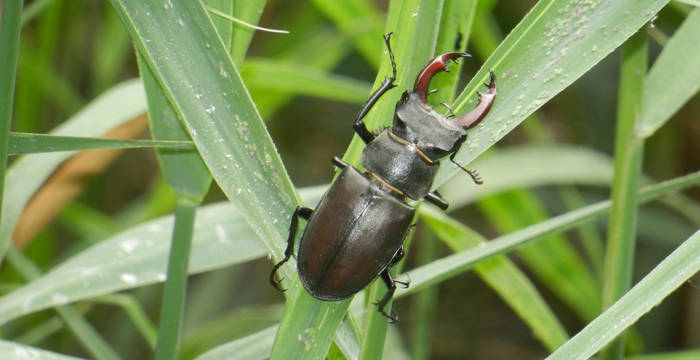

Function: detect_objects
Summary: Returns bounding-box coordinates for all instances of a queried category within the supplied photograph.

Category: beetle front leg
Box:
[354,33,397,144]
[269,206,313,291]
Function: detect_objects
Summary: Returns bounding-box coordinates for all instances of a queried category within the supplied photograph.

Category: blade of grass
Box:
[241,59,372,104]
[421,206,569,351]
[0,339,83,360]
[270,0,440,357]
[154,197,199,360]
[309,0,384,68]
[109,0,300,287]
[195,325,279,360]
[229,0,267,65]
[434,0,669,188]
[409,231,439,360]
[398,171,700,297]
[639,7,700,137]
[600,28,647,360]
[8,132,192,154]
[0,186,325,325]
[0,0,24,244]
[627,349,700,360]
[138,35,213,358]
[442,144,614,206]
[546,229,700,360]
[6,248,120,360]
[359,3,447,359]
[467,3,607,322]
[0,79,147,261]
[92,294,158,349]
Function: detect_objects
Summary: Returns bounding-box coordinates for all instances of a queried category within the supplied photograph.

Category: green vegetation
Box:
[0,0,698,359]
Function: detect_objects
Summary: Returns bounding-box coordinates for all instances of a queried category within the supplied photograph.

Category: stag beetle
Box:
[270,33,496,321]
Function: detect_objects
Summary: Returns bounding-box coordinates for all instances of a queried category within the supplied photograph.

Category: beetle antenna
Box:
[449,153,483,185]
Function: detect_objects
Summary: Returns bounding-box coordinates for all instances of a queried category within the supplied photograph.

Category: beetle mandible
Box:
[270,33,496,321]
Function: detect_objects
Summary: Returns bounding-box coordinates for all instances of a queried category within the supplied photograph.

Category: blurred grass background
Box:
[1,0,698,359]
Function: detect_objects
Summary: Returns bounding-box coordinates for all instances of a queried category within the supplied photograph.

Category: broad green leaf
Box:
[0,339,83,360]
[0,79,147,261]
[242,59,372,104]
[7,132,191,155]
[546,229,700,360]
[0,186,325,325]
[639,7,700,137]
[434,0,669,187]
[398,171,700,297]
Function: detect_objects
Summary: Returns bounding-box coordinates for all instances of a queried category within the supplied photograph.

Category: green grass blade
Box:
[195,325,278,360]
[442,144,614,206]
[358,3,447,359]
[6,249,121,360]
[154,198,198,360]
[109,0,299,282]
[0,0,24,239]
[601,28,647,360]
[434,0,669,188]
[546,229,700,360]
[138,24,213,356]
[229,0,267,65]
[0,339,83,360]
[0,186,325,325]
[0,79,147,261]
[242,59,372,104]
[8,132,192,154]
[397,171,700,297]
[639,7,700,137]
[309,0,383,68]
[627,349,700,360]
[421,207,569,351]
[93,294,158,349]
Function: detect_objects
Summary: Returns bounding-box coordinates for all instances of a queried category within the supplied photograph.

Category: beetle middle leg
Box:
[353,33,398,144]
[375,247,409,322]
[269,206,313,291]
[424,191,449,210]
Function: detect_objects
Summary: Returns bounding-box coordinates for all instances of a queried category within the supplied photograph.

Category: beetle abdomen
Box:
[297,166,414,301]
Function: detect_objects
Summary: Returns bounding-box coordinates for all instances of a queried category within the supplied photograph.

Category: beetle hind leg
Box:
[269,206,313,291]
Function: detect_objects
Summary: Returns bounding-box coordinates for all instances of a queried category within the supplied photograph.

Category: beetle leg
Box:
[331,156,349,169]
[376,269,399,322]
[389,246,405,266]
[449,152,483,185]
[354,33,397,144]
[424,191,449,210]
[269,206,313,291]
[449,70,497,129]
